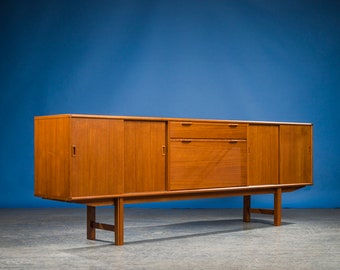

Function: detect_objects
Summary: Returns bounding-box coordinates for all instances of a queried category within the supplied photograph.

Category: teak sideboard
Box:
[34,114,313,245]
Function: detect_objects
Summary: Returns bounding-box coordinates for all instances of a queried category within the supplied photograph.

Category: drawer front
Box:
[169,122,247,139]
[169,140,247,190]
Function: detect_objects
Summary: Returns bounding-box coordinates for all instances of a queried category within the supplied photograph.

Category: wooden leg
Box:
[274,188,282,226]
[114,198,124,245]
[87,205,96,240]
[243,195,251,222]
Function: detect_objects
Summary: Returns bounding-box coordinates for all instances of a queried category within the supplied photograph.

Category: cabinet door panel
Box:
[280,125,312,184]
[248,125,279,185]
[124,121,166,193]
[169,140,247,190]
[70,118,124,197]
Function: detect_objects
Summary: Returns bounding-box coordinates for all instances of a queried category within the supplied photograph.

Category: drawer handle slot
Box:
[72,145,76,156]
[228,140,238,144]
[181,122,192,126]
[229,124,238,128]
[181,139,192,143]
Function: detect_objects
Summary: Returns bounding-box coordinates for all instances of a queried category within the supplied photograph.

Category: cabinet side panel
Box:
[34,117,70,199]
[70,118,124,197]
[280,125,312,184]
[248,125,279,185]
[124,121,166,193]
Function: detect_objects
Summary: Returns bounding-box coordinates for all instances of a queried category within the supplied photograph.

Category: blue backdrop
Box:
[1,0,339,208]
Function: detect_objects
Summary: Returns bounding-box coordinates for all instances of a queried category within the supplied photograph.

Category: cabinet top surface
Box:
[34,114,312,125]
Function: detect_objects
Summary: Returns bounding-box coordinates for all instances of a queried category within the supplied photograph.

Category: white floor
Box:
[0,208,339,269]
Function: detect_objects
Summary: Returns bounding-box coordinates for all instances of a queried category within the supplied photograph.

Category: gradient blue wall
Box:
[1,0,339,208]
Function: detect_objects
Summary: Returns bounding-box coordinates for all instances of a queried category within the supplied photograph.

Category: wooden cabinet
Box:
[34,114,313,245]
[34,116,124,199]
[247,124,313,186]
[35,115,312,200]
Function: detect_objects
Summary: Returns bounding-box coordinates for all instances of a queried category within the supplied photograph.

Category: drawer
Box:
[169,140,247,190]
[169,121,247,139]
